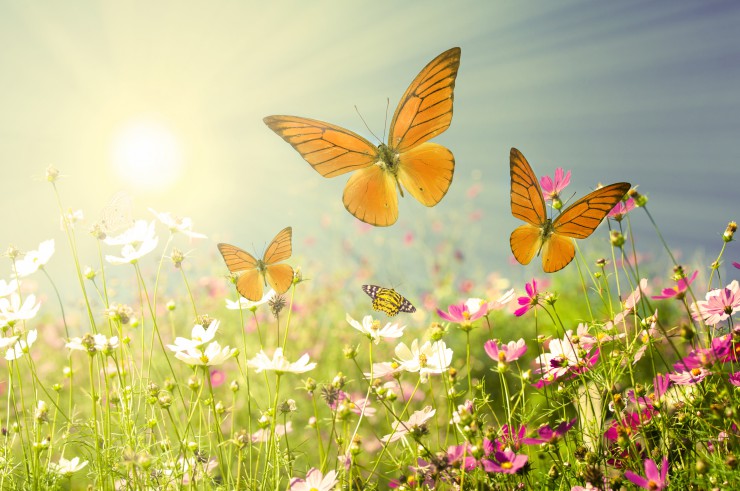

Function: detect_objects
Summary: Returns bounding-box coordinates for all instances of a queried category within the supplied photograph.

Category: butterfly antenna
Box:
[383,97,390,141]
[354,105,382,144]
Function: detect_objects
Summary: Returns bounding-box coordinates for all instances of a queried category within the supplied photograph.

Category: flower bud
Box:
[610,230,625,248]
[723,221,737,243]
[628,188,648,207]
[45,165,60,183]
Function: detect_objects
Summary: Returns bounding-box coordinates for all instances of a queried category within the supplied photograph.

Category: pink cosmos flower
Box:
[733,262,740,269]
[534,332,599,386]
[540,167,571,202]
[437,301,487,327]
[729,371,740,386]
[669,367,712,385]
[447,438,500,473]
[628,374,671,409]
[486,449,528,474]
[624,457,669,490]
[289,468,338,491]
[499,424,527,451]
[522,418,577,445]
[484,339,527,364]
[515,279,540,317]
[608,197,636,221]
[652,270,698,300]
[691,280,740,325]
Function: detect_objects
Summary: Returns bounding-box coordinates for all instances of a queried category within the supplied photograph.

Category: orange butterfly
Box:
[217,227,294,301]
[264,47,461,226]
[510,148,631,273]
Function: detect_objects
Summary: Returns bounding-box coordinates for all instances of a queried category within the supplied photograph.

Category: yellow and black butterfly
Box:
[264,47,461,227]
[362,285,416,316]
[510,148,631,273]
[218,227,294,301]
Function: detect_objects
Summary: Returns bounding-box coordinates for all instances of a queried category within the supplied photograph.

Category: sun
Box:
[111,118,184,190]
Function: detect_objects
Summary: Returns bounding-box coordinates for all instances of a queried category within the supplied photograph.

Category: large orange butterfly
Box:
[263,47,461,226]
[510,148,631,273]
[217,227,294,301]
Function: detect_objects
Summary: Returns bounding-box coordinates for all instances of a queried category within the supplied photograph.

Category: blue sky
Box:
[1,1,738,293]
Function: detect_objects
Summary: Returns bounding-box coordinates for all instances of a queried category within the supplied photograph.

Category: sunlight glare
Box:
[111,119,184,190]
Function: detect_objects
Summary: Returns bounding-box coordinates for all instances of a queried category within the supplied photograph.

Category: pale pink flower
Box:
[251,422,292,443]
[381,406,436,443]
[691,280,740,325]
[289,468,337,491]
[669,367,711,385]
[484,338,527,363]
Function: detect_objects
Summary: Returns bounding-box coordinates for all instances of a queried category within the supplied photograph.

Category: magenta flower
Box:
[485,449,528,474]
[447,438,500,473]
[484,339,527,364]
[691,280,740,325]
[608,197,636,221]
[499,424,527,451]
[729,372,740,386]
[733,262,740,269]
[624,457,668,490]
[628,374,671,409]
[437,301,487,327]
[540,167,571,202]
[652,270,698,300]
[515,279,540,317]
[669,367,712,385]
[522,418,577,445]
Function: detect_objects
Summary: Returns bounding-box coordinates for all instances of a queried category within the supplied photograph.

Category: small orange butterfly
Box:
[264,47,461,227]
[510,148,631,273]
[217,227,294,301]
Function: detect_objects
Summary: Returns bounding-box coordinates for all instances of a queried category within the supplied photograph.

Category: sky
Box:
[1,1,739,298]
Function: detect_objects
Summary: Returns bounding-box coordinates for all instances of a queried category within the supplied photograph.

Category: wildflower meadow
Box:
[2,159,740,490]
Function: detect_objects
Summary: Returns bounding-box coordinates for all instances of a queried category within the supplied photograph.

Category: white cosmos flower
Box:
[0,279,18,298]
[364,361,401,379]
[49,456,88,476]
[167,320,220,352]
[381,406,436,443]
[394,339,452,383]
[149,208,207,238]
[105,237,159,265]
[346,313,405,344]
[289,468,338,491]
[247,347,316,374]
[0,294,41,328]
[14,239,55,277]
[0,335,19,350]
[173,341,235,366]
[225,290,275,310]
[5,329,37,361]
[103,220,156,246]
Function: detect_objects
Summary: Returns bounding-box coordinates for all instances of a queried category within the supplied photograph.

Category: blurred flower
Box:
[0,279,18,297]
[624,278,648,311]
[466,182,482,198]
[149,208,207,238]
[60,208,84,230]
[251,422,292,442]
[540,167,571,202]
[381,406,436,443]
[0,294,41,328]
[733,262,740,269]
[437,301,487,327]
[346,314,405,344]
[669,367,711,385]
[484,339,527,363]
[167,320,220,352]
[486,289,516,311]
[225,289,275,310]
[13,239,55,277]
[403,232,414,246]
[103,220,156,246]
[364,361,400,379]
[330,391,376,417]
[247,348,316,374]
[5,329,38,361]
[49,456,88,476]
[624,457,668,490]
[515,279,540,317]
[691,280,740,325]
[652,270,698,300]
[0,335,19,350]
[486,449,528,474]
[729,371,740,386]
[394,339,452,383]
[172,341,235,367]
[66,334,120,353]
[522,418,577,445]
[535,332,599,386]
[210,369,226,388]
[608,197,636,221]
[289,468,338,491]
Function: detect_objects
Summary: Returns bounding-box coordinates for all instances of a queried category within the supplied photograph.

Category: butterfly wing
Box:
[552,183,632,239]
[263,227,293,264]
[396,142,454,207]
[388,47,461,153]
[100,191,134,234]
[343,165,399,226]
[265,264,294,295]
[540,233,576,273]
[510,148,549,266]
[362,285,416,316]
[263,115,378,177]
[217,243,263,301]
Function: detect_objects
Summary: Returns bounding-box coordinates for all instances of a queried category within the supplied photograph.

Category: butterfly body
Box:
[218,227,294,301]
[362,285,416,317]
[509,148,630,273]
[264,47,461,226]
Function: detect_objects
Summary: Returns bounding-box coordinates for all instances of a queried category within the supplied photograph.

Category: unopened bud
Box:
[723,221,737,242]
